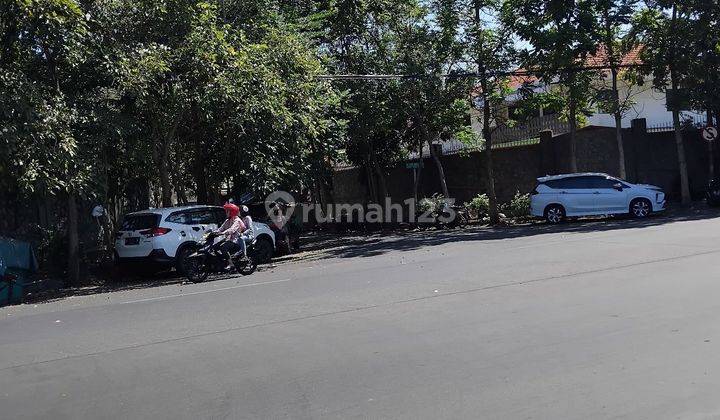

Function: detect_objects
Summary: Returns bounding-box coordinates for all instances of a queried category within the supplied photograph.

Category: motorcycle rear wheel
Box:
[234,257,257,276]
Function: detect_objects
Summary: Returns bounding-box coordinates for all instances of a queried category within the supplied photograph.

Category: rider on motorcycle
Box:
[239,205,254,249]
[215,203,247,270]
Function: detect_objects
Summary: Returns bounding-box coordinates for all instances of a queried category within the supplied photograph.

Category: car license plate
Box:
[125,237,140,246]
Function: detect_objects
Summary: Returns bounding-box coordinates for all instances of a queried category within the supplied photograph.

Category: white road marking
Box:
[118,278,294,305]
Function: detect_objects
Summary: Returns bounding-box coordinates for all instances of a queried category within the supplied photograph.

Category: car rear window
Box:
[120,214,160,231]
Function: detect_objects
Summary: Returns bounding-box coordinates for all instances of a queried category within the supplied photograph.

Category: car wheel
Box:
[175,245,198,275]
[630,198,652,218]
[252,237,274,264]
[544,204,566,224]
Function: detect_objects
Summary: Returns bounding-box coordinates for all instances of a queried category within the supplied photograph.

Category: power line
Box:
[316,63,650,80]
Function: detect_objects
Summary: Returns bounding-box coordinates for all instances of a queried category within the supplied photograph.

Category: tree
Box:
[2,0,346,280]
[463,0,517,224]
[1,0,100,285]
[633,2,693,204]
[685,0,720,127]
[590,0,638,180]
[314,1,417,204]
[503,0,599,173]
[395,0,473,201]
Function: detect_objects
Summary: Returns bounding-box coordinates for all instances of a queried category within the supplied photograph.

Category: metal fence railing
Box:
[406,115,565,159]
[647,115,709,133]
[493,114,570,145]
[491,137,541,149]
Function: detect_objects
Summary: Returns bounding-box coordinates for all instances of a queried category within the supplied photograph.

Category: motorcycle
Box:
[182,232,258,283]
[707,179,720,207]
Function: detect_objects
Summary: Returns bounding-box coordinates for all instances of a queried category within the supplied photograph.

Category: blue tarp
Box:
[0,238,38,306]
[0,238,38,272]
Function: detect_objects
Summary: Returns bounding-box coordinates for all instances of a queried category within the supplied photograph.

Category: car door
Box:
[557,176,596,215]
[165,210,200,244]
[188,209,217,238]
[591,177,628,213]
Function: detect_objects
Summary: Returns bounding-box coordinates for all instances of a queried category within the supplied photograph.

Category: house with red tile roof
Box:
[470,45,707,145]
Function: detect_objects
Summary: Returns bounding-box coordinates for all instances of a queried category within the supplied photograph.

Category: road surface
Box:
[3,214,720,419]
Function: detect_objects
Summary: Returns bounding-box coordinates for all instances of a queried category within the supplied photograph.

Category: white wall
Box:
[587,82,706,128]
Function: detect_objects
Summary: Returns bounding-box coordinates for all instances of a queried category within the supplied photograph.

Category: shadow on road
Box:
[291,205,720,262]
[16,204,720,306]
[22,265,279,305]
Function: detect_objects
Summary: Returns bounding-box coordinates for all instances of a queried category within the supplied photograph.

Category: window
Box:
[544,179,565,189]
[188,209,216,225]
[166,211,192,224]
[587,177,618,189]
[166,209,217,225]
[212,208,227,225]
[121,214,160,231]
[546,177,592,189]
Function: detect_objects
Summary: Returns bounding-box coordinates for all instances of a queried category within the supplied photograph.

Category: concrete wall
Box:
[331,119,715,207]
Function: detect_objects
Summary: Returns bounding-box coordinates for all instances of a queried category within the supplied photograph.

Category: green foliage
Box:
[632,1,720,118]
[513,90,567,123]
[418,193,446,214]
[502,0,598,128]
[465,194,490,218]
[499,191,531,218]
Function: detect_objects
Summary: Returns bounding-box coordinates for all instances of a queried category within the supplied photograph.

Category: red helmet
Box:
[223,203,240,218]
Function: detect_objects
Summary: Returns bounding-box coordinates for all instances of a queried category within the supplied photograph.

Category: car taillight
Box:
[140,227,172,237]
[3,273,17,282]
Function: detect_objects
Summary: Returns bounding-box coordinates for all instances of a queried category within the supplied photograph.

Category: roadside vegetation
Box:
[1,0,719,284]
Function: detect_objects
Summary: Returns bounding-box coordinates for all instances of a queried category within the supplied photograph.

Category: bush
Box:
[418,193,445,214]
[465,194,490,218]
[500,191,531,218]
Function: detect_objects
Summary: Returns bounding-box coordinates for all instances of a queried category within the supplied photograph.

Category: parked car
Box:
[114,205,276,272]
[706,179,720,207]
[530,173,666,224]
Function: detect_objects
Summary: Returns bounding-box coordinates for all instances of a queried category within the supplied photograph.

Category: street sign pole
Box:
[702,126,718,180]
[709,140,714,181]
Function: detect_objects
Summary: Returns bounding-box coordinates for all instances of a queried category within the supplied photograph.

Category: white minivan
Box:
[114,205,276,271]
[530,173,666,224]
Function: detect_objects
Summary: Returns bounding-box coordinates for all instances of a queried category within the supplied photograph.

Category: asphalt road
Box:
[3,214,720,419]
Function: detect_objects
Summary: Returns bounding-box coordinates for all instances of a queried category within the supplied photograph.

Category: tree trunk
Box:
[373,161,389,199]
[158,141,172,207]
[474,1,499,224]
[413,142,423,204]
[176,183,188,205]
[604,9,626,180]
[611,69,627,179]
[428,138,450,199]
[66,193,80,287]
[365,162,378,204]
[708,110,715,181]
[481,93,500,224]
[568,94,579,173]
[672,108,691,204]
[194,137,208,204]
[669,4,690,205]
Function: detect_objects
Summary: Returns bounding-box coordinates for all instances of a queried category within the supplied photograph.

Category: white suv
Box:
[114,205,276,271]
[530,173,666,224]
